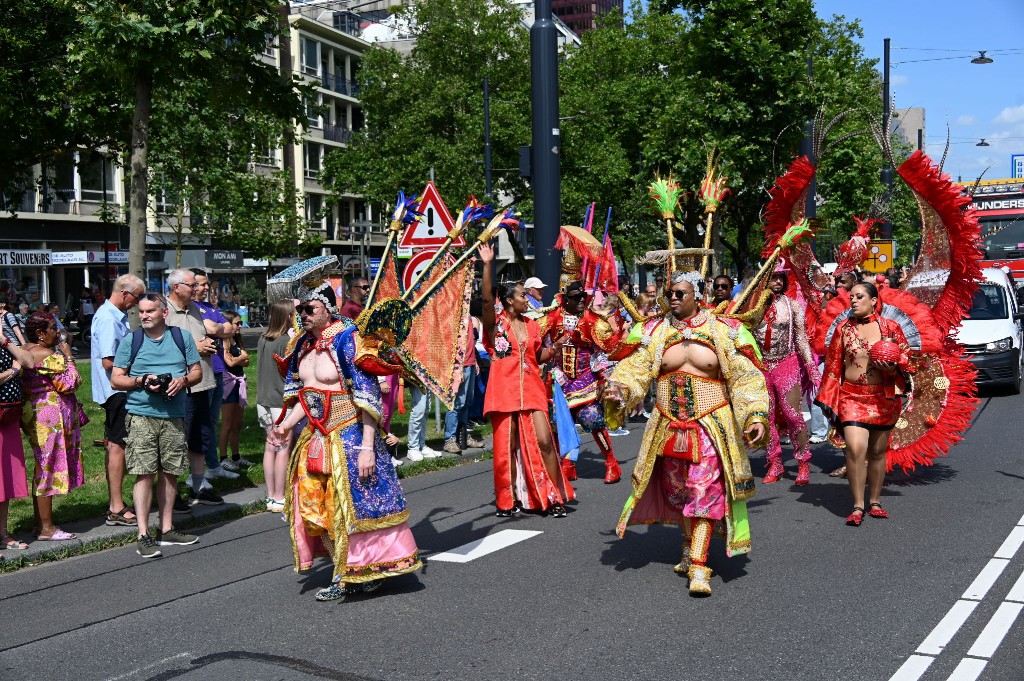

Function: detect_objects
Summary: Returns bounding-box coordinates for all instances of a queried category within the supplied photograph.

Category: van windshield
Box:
[968,284,1009,320]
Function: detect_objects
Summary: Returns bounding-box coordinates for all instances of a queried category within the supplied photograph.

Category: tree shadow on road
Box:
[597,524,751,584]
[885,463,957,487]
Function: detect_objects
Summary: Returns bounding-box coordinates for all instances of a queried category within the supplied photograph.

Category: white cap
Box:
[523,277,546,290]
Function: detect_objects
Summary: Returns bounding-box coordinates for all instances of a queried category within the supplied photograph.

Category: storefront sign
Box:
[0,250,50,266]
[88,250,129,264]
[205,250,243,268]
[51,251,89,265]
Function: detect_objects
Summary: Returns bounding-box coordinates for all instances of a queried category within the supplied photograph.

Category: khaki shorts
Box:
[125,413,188,476]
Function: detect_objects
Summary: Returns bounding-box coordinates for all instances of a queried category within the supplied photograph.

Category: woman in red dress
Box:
[479,243,574,517]
[816,283,912,526]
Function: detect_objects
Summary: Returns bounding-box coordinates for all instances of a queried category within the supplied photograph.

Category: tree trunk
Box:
[129,63,153,295]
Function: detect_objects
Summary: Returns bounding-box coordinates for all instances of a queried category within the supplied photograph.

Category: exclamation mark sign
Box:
[426,208,436,236]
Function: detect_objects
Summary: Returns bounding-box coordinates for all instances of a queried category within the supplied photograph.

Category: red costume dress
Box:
[538,307,621,483]
[483,311,575,513]
[816,315,913,432]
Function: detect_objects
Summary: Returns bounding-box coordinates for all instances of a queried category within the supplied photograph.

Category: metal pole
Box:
[531,0,561,305]
[879,37,894,239]
[101,157,110,297]
[483,77,493,199]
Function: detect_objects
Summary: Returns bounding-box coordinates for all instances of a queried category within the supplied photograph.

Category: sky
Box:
[813,0,1024,181]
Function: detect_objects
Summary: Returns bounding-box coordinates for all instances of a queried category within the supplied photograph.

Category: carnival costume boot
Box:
[594,428,621,484]
[561,458,578,481]
[687,519,714,597]
[796,460,811,485]
[763,455,785,484]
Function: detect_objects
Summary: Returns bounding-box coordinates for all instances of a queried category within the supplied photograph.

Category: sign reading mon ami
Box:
[0,250,50,266]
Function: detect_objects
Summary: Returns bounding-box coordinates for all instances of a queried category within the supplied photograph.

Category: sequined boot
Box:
[561,458,578,481]
[673,544,691,575]
[795,461,811,485]
[595,429,621,484]
[688,565,713,596]
[763,458,785,484]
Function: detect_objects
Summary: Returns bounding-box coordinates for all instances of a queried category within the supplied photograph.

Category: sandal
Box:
[868,502,889,519]
[495,508,514,518]
[550,504,567,518]
[829,466,848,478]
[845,507,864,527]
[105,508,138,526]
[1,535,28,550]
[36,528,77,541]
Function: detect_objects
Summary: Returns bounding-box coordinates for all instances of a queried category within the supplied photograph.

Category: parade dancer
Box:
[271,282,421,601]
[540,280,621,484]
[753,270,820,485]
[605,271,768,596]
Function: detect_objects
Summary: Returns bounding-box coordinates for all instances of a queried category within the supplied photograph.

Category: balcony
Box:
[320,73,360,98]
[322,124,352,144]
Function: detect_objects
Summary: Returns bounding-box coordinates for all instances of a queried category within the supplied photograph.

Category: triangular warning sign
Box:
[398,181,466,248]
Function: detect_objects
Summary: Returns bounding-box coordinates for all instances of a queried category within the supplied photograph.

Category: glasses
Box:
[175,282,198,290]
[121,289,143,301]
[667,290,690,300]
[713,283,731,290]
[296,304,323,315]
[565,293,585,300]
[354,285,370,291]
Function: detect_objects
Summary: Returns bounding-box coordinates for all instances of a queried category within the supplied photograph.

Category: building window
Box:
[304,143,322,179]
[262,33,277,58]
[301,37,320,77]
[253,139,277,166]
[79,155,115,202]
[305,94,322,129]
[305,193,324,229]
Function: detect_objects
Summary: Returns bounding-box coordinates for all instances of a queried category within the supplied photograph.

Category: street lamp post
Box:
[880,37,894,240]
[530,0,561,304]
[93,145,114,296]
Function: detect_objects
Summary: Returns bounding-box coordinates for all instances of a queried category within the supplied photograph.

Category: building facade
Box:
[551,0,622,35]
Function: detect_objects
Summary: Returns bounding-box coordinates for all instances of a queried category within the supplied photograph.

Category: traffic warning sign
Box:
[397,181,466,248]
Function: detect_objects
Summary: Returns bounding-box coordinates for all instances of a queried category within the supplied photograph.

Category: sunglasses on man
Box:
[353,284,370,291]
[713,283,731,290]
[667,290,690,300]
[565,292,585,301]
[296,303,323,315]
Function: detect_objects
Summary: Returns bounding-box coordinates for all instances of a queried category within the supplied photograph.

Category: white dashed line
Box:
[916,600,979,655]
[429,529,543,563]
[962,559,1010,600]
[889,654,935,681]
[1004,568,1024,603]
[965,602,1023,659]
[994,526,1024,559]
[944,657,987,681]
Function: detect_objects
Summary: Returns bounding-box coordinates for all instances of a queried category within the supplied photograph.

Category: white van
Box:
[955,267,1024,393]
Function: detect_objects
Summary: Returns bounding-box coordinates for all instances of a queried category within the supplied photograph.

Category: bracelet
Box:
[356,446,374,451]
[1,337,8,347]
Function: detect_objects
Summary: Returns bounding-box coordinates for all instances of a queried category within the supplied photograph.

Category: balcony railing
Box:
[323,124,352,144]
[319,73,360,97]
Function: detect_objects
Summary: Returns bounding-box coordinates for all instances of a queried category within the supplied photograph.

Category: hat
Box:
[303,281,337,313]
[565,281,585,296]
[523,277,546,290]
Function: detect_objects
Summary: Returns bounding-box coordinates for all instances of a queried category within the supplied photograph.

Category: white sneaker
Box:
[391,456,404,468]
[809,435,827,444]
[267,498,285,513]
[421,446,443,459]
[608,427,630,437]
[205,466,240,480]
[235,457,256,468]
[406,449,424,462]
[221,459,240,472]
[641,410,652,419]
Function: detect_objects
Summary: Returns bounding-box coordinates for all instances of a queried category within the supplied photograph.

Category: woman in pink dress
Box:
[21,312,87,541]
[0,336,34,550]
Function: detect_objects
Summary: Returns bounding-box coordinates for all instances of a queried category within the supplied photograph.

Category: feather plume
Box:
[648,174,685,220]
[761,156,815,257]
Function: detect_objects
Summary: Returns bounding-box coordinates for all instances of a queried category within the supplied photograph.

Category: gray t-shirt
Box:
[256,333,289,408]
[165,298,215,392]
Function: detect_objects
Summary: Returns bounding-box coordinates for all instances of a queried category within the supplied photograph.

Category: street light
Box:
[92,144,115,296]
[977,139,991,147]
[971,51,994,65]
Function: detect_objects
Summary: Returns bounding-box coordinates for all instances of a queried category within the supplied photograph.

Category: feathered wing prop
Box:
[834,217,879,278]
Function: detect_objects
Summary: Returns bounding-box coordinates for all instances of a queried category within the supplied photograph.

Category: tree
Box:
[67,0,307,282]
[321,0,532,216]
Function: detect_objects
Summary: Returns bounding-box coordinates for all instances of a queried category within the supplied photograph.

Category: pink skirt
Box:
[0,407,28,503]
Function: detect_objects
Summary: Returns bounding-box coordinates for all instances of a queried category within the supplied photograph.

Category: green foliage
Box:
[322,0,532,213]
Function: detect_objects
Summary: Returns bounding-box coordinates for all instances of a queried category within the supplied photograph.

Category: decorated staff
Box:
[401,197,494,299]
[366,191,423,304]
[697,151,730,280]
[648,175,687,280]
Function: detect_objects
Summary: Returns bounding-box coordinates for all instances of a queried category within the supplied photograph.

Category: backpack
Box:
[125,327,188,371]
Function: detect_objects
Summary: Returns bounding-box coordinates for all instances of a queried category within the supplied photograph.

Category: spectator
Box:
[257,300,297,512]
[0,299,26,347]
[406,378,443,462]
[27,291,42,311]
[219,310,251,471]
[165,268,226,506]
[469,296,489,423]
[91,274,147,525]
[710,274,734,307]
[523,277,546,310]
[190,269,238,482]
[111,293,203,558]
[17,303,29,326]
[442,306,484,454]
[0,336,34,550]
[21,312,86,541]
[340,276,369,319]
[78,287,96,327]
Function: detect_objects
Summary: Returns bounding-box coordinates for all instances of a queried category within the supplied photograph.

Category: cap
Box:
[564,281,585,296]
[523,277,546,290]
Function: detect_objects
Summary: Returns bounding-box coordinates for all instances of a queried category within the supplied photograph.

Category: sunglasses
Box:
[296,304,323,315]
[565,292,585,300]
[667,290,690,300]
[713,283,731,290]
[354,284,370,291]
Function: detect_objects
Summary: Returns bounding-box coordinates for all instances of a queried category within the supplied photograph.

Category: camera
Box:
[146,373,173,399]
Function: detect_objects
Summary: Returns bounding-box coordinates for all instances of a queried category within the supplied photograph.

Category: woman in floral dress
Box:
[479,243,574,517]
[21,311,86,541]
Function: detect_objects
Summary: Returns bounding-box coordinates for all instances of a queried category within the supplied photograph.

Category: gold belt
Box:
[655,371,728,420]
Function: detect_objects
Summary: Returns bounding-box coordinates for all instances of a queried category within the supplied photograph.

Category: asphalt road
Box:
[2,390,1024,681]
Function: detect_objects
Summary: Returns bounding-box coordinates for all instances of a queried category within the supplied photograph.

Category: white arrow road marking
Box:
[429,529,543,564]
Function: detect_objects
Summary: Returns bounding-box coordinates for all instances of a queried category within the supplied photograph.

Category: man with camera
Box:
[110,293,203,559]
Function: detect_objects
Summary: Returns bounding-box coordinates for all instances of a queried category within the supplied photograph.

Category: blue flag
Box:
[552,382,582,460]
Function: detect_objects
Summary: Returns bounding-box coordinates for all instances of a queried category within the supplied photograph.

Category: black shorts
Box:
[103,392,129,448]
[184,390,213,455]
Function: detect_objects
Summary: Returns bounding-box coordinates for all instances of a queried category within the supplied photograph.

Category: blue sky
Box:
[813,0,1023,181]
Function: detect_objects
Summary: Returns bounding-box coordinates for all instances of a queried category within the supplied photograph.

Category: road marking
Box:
[945,657,987,681]
[429,529,543,563]
[916,600,980,655]
[994,526,1024,559]
[965,601,1024,658]
[1004,568,1024,603]
[962,559,1010,600]
[888,654,935,681]
[1018,512,1024,526]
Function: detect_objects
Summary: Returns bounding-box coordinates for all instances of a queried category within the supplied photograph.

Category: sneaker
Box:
[406,448,424,462]
[466,435,485,448]
[608,427,630,437]
[154,527,199,546]
[780,435,791,445]
[641,410,652,419]
[204,465,240,480]
[391,456,404,468]
[267,498,285,513]
[173,494,193,515]
[809,435,827,444]
[421,446,443,459]
[234,457,255,468]
[190,488,224,505]
[136,534,162,559]
[442,437,462,454]
[221,459,240,472]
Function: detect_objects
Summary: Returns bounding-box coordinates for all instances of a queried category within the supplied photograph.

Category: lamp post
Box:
[93,145,114,296]
[531,0,561,304]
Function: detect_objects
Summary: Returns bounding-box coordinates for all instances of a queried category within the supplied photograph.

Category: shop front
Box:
[0,249,51,308]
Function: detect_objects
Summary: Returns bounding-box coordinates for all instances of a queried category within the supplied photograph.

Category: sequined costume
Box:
[608,310,769,587]
[282,319,422,585]
[752,292,821,481]
[484,310,575,513]
[538,306,621,483]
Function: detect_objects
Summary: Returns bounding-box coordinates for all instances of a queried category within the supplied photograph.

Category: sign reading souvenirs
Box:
[0,250,50,266]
